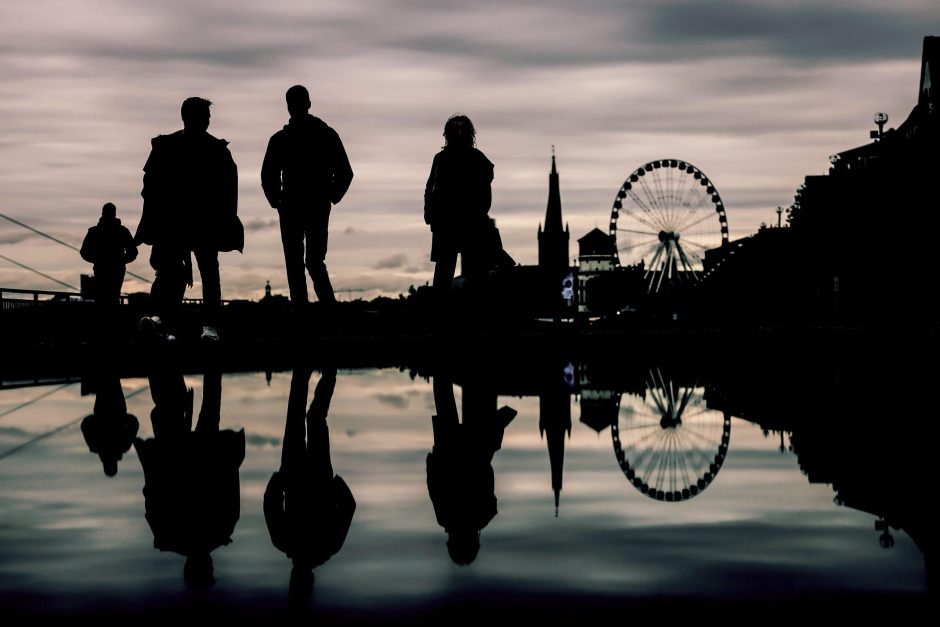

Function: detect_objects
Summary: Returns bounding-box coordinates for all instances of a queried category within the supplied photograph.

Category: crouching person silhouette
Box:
[426,370,516,565]
[264,365,355,605]
[134,367,245,588]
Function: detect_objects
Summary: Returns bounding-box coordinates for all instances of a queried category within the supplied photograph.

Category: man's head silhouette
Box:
[181,97,212,133]
[101,202,116,219]
[286,85,311,119]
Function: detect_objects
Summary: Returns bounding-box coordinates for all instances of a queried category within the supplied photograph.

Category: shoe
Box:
[138,315,166,340]
[200,325,220,342]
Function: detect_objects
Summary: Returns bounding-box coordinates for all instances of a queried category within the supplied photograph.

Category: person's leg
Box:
[277,207,309,304]
[94,265,124,307]
[304,208,335,305]
[149,245,187,332]
[194,248,221,327]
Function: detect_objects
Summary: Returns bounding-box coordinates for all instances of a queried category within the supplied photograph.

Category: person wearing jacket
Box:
[80,202,137,306]
[423,114,494,300]
[134,97,242,342]
[261,85,353,307]
[264,365,355,604]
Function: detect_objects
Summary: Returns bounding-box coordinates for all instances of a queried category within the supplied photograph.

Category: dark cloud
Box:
[0,231,36,245]
[638,1,933,63]
[246,434,281,447]
[244,217,279,232]
[374,253,408,269]
[376,393,409,409]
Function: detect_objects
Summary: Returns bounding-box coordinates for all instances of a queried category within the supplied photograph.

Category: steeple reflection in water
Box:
[0,349,931,618]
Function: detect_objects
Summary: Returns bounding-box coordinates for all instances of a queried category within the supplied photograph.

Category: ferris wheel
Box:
[611,368,731,502]
[609,159,729,293]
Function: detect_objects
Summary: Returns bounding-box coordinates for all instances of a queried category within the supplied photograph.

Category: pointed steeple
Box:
[538,147,570,275]
[539,387,571,517]
[545,148,563,233]
[919,36,938,107]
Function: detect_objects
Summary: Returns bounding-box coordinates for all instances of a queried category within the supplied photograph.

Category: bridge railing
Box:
[1,287,231,311]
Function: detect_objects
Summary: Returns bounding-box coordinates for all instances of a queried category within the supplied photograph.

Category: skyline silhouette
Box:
[2,5,938,301]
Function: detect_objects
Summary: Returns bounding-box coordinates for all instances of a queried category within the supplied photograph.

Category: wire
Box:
[0,210,152,284]
[0,252,79,291]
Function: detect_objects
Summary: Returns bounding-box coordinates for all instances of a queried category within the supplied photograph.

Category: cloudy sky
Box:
[1,1,937,300]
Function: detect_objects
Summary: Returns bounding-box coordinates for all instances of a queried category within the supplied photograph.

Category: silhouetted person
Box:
[261,85,353,307]
[426,371,515,565]
[81,374,139,477]
[80,202,137,307]
[264,366,355,605]
[135,97,242,341]
[424,115,494,304]
[134,367,245,587]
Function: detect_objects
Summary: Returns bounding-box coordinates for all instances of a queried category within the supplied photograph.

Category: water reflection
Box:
[133,365,245,587]
[427,370,516,564]
[264,365,355,604]
[0,351,931,618]
[80,373,139,477]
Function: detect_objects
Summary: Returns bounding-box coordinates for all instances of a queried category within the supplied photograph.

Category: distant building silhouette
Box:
[576,228,616,313]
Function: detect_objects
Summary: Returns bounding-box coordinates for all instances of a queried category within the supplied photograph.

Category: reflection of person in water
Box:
[81,375,138,477]
[426,372,516,565]
[133,368,245,587]
[264,366,355,604]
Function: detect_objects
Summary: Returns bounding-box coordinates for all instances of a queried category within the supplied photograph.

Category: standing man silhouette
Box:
[135,97,242,342]
[80,202,138,306]
[262,85,353,308]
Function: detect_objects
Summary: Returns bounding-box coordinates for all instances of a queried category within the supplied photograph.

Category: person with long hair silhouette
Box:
[134,367,245,587]
[423,115,495,304]
[264,366,355,604]
[426,371,515,565]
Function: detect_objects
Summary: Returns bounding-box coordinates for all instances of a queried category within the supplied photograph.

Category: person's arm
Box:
[80,228,96,264]
[263,471,290,554]
[424,156,438,227]
[260,135,282,209]
[329,131,354,205]
[122,227,138,264]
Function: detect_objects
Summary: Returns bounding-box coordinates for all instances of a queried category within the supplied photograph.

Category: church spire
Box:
[538,148,570,275]
[545,147,563,233]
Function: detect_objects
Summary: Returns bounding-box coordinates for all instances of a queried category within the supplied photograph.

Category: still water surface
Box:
[0,366,928,619]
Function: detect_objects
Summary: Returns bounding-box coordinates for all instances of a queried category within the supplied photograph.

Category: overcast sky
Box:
[1,1,936,300]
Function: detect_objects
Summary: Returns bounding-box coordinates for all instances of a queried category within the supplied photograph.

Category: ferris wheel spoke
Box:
[676,244,700,276]
[677,209,720,234]
[617,228,660,238]
[637,175,664,216]
[626,183,663,224]
[623,199,666,233]
[633,427,668,449]
[673,190,712,230]
[680,407,714,422]
[676,386,696,419]
[680,426,722,448]
[620,423,663,432]
[619,241,659,259]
